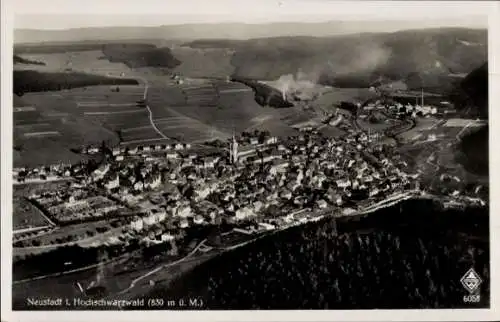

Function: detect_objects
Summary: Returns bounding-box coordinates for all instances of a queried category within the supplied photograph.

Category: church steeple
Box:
[231,131,239,164]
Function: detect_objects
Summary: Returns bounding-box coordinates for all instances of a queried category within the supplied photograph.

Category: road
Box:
[13,177,73,186]
[425,152,440,171]
[13,249,137,285]
[116,238,207,295]
[136,77,170,140]
[456,120,475,141]
[13,225,125,255]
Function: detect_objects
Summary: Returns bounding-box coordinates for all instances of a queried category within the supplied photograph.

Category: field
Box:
[14,90,118,167]
[13,47,377,163]
[170,47,234,78]
[13,220,125,253]
[357,117,398,133]
[396,117,444,143]
[13,198,53,232]
[13,81,171,166]
[443,118,485,128]
[312,88,377,111]
[146,80,306,143]
[16,50,147,78]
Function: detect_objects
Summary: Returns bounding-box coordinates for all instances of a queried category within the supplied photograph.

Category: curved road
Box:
[116,238,207,295]
[136,76,170,140]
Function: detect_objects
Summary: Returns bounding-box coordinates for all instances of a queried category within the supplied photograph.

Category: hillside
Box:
[13,55,46,66]
[452,63,489,177]
[102,44,181,68]
[14,28,486,95]
[231,76,294,108]
[461,62,488,116]
[457,125,488,176]
[13,70,139,95]
[447,62,488,118]
[15,43,181,69]
[15,19,486,43]
[185,28,486,93]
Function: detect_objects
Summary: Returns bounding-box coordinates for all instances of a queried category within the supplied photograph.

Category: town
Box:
[13,86,489,263]
[13,112,423,249]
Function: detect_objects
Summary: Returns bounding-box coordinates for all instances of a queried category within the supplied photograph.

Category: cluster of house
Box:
[17,126,420,249]
[84,142,192,159]
[13,163,73,184]
[107,129,417,243]
[234,208,326,235]
[30,188,125,224]
[92,161,163,195]
[363,101,438,117]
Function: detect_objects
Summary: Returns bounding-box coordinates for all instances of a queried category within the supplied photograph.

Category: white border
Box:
[2,1,500,321]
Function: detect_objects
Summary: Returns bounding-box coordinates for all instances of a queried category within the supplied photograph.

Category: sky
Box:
[11,0,490,30]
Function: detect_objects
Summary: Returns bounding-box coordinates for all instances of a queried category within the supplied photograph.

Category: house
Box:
[88,146,100,154]
[258,222,276,231]
[115,155,124,162]
[269,160,289,175]
[176,205,192,218]
[161,233,175,242]
[266,137,278,145]
[130,217,144,231]
[235,207,255,221]
[233,226,257,235]
[145,174,162,190]
[92,164,110,181]
[316,199,328,209]
[179,219,189,229]
[112,147,121,156]
[252,201,264,212]
[193,215,205,225]
[277,144,288,152]
[369,188,380,197]
[148,207,167,223]
[203,156,220,169]
[134,181,144,191]
[166,152,178,159]
[279,189,292,200]
[119,186,129,196]
[105,175,120,190]
[336,179,351,189]
[363,175,374,183]
[143,215,156,226]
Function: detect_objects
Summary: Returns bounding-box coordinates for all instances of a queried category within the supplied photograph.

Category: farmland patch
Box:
[23,131,61,138]
[13,198,53,232]
[14,106,36,112]
[15,51,135,77]
[444,118,485,128]
[120,128,164,142]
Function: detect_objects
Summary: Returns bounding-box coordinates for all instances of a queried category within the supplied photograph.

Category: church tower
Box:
[231,133,239,164]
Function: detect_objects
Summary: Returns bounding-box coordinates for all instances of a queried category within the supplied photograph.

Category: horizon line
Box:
[14,23,488,32]
[13,15,488,31]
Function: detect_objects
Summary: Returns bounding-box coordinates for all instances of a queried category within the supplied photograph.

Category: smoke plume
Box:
[273,71,319,102]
